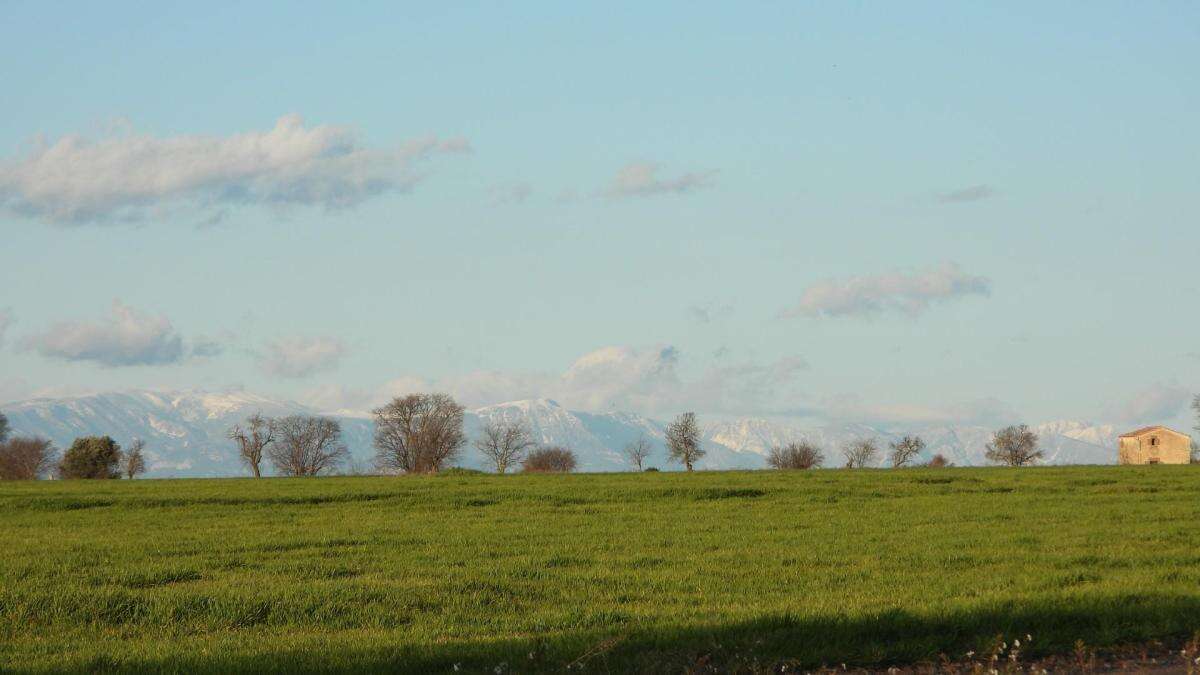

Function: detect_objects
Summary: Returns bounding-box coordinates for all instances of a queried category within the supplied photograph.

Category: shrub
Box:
[522,446,578,473]
[643,467,660,473]
[925,454,952,468]
[439,467,487,477]
[0,437,57,480]
[58,436,122,479]
[767,441,823,470]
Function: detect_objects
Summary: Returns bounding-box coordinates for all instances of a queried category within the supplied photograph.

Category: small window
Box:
[1150,437,1159,446]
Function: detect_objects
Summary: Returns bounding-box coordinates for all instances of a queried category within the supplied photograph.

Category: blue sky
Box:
[1,2,1197,428]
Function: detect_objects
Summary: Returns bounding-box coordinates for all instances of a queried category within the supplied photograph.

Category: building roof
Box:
[1118,425,1190,439]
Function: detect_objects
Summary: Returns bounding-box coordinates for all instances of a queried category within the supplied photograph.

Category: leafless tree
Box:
[522,446,578,473]
[767,441,824,470]
[889,435,926,468]
[372,393,466,474]
[623,435,653,471]
[0,437,57,480]
[267,415,348,477]
[123,439,147,479]
[665,412,704,472]
[842,438,880,468]
[984,424,1042,466]
[228,413,274,478]
[474,420,535,474]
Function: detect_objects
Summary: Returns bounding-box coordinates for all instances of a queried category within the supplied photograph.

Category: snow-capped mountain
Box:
[0,390,374,476]
[1,389,1130,477]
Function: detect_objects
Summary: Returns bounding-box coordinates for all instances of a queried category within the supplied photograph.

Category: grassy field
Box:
[3,466,1200,673]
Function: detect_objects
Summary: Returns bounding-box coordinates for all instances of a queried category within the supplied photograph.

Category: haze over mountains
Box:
[0,390,1127,477]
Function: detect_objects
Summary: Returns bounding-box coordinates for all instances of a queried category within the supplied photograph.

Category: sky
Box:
[1,2,1198,429]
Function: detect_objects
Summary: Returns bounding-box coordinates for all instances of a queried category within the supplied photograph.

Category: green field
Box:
[3,466,1200,673]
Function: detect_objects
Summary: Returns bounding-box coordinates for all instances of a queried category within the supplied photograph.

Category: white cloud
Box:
[190,336,225,358]
[782,262,991,318]
[259,336,346,378]
[303,344,809,418]
[822,394,1019,427]
[0,114,470,224]
[1104,383,1192,424]
[0,308,13,347]
[22,301,184,367]
[938,184,996,204]
[604,162,715,198]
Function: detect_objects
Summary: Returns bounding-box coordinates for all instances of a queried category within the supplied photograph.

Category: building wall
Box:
[1118,430,1192,465]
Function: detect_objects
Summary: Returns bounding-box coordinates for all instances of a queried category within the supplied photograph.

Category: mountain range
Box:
[1,390,1126,477]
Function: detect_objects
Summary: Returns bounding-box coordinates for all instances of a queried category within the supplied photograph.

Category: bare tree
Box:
[522,446,578,473]
[0,411,9,444]
[665,412,704,472]
[623,435,653,471]
[842,438,880,468]
[474,420,535,474]
[372,393,466,474]
[1194,394,1200,434]
[889,435,926,468]
[984,424,1042,466]
[228,413,274,478]
[767,441,824,470]
[123,439,147,479]
[0,437,57,480]
[268,415,348,477]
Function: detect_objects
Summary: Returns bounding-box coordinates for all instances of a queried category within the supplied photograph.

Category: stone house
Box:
[1117,426,1192,465]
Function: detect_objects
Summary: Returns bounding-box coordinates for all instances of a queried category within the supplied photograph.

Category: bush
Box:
[643,467,660,473]
[767,441,823,470]
[438,467,487,477]
[0,437,57,480]
[58,436,122,479]
[925,454,952,468]
[522,446,578,473]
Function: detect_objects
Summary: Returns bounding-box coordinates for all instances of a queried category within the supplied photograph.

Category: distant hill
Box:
[2,390,1123,477]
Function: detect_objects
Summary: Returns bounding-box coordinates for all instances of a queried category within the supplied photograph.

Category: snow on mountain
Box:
[0,389,1132,477]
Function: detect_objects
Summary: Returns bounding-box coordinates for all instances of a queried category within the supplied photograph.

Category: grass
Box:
[2,466,1200,673]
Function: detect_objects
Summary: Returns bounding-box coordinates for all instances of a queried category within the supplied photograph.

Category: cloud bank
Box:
[783,263,991,318]
[0,114,469,224]
[22,301,184,366]
[604,162,715,198]
[303,344,809,417]
[259,336,346,378]
[1104,383,1192,424]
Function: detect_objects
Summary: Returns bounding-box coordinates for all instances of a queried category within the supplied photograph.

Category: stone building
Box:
[1117,426,1192,465]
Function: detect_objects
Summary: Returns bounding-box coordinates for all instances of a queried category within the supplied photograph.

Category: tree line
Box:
[0,412,147,480]
[3,390,1182,480]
